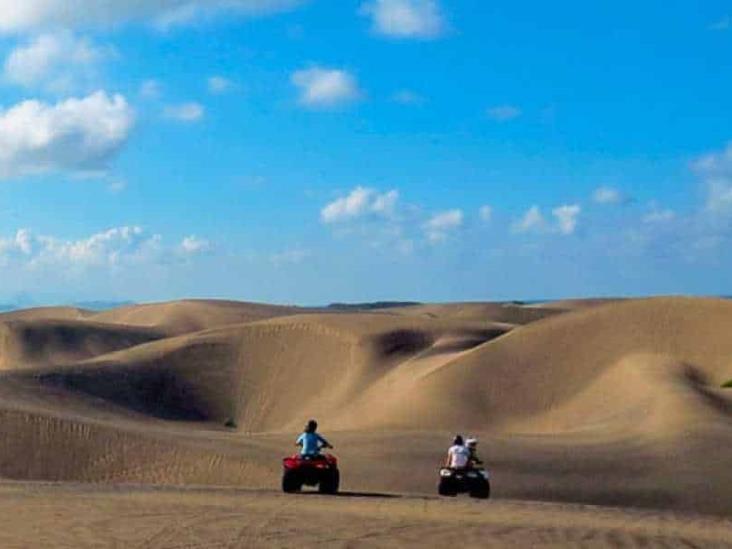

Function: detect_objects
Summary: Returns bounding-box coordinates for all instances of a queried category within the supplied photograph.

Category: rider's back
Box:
[297,432,326,455]
[447,444,470,468]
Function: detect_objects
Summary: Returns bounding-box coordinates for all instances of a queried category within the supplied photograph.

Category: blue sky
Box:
[0,0,730,305]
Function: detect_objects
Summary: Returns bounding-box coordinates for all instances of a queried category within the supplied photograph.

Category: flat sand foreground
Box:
[0,482,729,548]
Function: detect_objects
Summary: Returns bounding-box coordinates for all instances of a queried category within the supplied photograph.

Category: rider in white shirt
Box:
[445,435,471,469]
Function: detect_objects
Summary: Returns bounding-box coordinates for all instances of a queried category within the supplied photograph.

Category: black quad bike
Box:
[438,466,490,499]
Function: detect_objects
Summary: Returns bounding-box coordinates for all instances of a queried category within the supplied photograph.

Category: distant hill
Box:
[326,301,421,311]
[72,301,136,311]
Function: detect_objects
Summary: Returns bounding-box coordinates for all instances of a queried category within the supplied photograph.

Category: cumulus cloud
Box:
[552,204,581,235]
[514,204,580,235]
[592,186,628,205]
[0,0,303,34]
[208,75,234,94]
[3,31,112,92]
[0,226,217,273]
[179,235,211,255]
[291,67,361,108]
[360,0,446,39]
[513,205,545,234]
[0,91,134,179]
[424,209,463,243]
[321,187,398,223]
[163,102,205,122]
[0,226,161,268]
[486,105,522,122]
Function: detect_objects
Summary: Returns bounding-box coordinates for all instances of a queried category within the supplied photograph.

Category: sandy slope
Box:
[0,296,729,537]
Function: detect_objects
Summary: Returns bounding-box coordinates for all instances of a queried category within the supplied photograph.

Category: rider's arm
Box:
[317,434,332,449]
[295,434,304,447]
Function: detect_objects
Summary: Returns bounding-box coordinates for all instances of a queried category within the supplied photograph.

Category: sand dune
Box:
[0,296,730,521]
[91,299,307,335]
[365,297,732,433]
[0,319,163,370]
[0,306,92,322]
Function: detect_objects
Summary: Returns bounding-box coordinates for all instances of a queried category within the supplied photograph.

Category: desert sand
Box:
[0,297,730,547]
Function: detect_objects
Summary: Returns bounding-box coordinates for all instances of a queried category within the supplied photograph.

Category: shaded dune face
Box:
[0,320,164,370]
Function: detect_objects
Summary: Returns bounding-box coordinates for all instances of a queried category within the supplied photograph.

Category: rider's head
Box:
[306,419,318,433]
[453,434,464,446]
[466,438,478,449]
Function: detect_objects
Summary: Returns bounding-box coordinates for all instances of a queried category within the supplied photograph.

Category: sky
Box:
[0,0,730,305]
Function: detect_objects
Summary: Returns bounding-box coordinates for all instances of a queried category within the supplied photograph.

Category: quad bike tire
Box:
[438,477,457,497]
[469,479,490,499]
[282,470,302,493]
[319,469,340,494]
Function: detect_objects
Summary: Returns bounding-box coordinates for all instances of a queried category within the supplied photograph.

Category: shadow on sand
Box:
[297,490,401,499]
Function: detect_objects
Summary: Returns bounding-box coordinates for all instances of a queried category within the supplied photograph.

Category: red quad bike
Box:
[282,454,340,494]
[438,466,490,499]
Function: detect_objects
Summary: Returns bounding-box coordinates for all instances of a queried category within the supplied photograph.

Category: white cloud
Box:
[140,79,162,99]
[0,226,217,273]
[208,75,234,94]
[4,31,112,93]
[552,204,581,235]
[360,0,446,39]
[321,187,398,223]
[291,67,361,108]
[0,226,161,268]
[479,205,493,222]
[592,186,626,205]
[163,102,205,122]
[179,235,211,255]
[486,105,522,122]
[424,209,463,243]
[0,0,303,34]
[0,91,134,179]
[513,205,545,234]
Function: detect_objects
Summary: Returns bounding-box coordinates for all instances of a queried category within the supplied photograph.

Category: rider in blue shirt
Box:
[296,419,332,456]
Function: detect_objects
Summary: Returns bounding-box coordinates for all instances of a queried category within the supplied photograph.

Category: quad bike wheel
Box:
[469,479,490,499]
[438,477,457,496]
[319,469,340,494]
[282,470,302,493]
